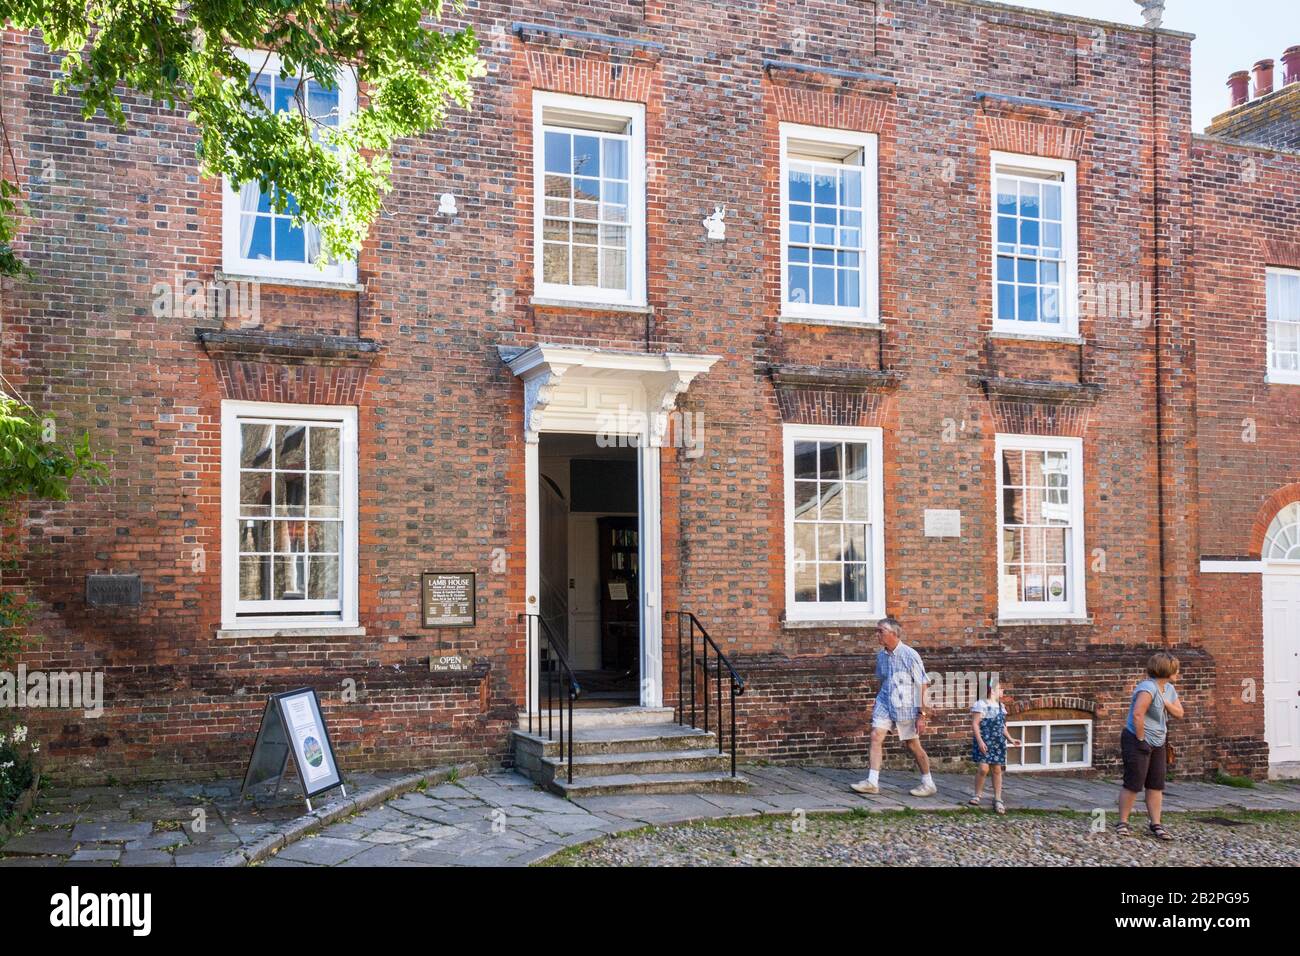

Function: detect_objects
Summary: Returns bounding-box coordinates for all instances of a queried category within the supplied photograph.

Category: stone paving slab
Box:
[0,764,474,867]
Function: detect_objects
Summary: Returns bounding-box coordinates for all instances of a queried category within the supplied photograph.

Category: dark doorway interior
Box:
[538,433,639,708]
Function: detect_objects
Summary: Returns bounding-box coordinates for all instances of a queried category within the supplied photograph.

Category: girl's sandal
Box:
[1149,823,1174,842]
[1114,821,1133,836]
[994,799,1007,815]
[967,797,982,807]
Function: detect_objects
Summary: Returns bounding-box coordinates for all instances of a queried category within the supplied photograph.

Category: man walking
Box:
[851,617,938,797]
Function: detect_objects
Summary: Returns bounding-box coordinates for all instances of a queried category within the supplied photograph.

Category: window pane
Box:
[274,555,308,600]
[818,442,842,479]
[275,474,307,516]
[544,132,570,174]
[794,441,818,479]
[794,562,817,602]
[543,243,569,284]
[817,524,842,562]
[241,424,273,468]
[276,425,307,470]
[602,138,627,180]
[240,473,273,517]
[793,480,818,519]
[793,523,815,566]
[844,482,870,521]
[309,556,340,600]
[309,473,341,519]
[239,555,273,600]
[818,561,843,601]
[239,519,271,553]
[572,135,600,176]
[789,168,811,203]
[308,521,340,554]
[844,563,869,602]
[571,245,598,286]
[819,482,843,521]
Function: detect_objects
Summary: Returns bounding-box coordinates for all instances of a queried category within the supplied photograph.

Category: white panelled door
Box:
[1263,572,1300,765]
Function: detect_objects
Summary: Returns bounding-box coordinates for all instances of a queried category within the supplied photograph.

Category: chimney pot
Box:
[1253,58,1275,98]
[1227,70,1251,107]
[1283,45,1300,86]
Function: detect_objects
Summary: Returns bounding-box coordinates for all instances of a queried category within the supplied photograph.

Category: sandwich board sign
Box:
[240,688,344,811]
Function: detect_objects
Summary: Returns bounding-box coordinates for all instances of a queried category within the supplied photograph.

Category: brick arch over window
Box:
[1007,695,1098,719]
[1249,483,1300,559]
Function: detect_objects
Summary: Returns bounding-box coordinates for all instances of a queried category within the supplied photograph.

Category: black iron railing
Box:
[521,612,581,784]
[664,610,746,776]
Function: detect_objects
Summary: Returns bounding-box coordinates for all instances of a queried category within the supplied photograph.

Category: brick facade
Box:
[0,1,1295,783]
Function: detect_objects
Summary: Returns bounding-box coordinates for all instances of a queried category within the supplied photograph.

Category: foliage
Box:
[0,0,484,276]
[0,394,107,668]
[0,724,38,826]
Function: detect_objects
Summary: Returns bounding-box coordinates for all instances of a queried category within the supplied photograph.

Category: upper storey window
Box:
[221,50,357,284]
[779,124,879,325]
[1267,267,1300,384]
[991,152,1078,338]
[533,92,646,307]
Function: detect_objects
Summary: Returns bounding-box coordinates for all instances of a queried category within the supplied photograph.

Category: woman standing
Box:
[1116,652,1185,841]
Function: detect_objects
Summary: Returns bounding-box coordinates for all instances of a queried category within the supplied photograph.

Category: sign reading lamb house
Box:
[241,688,343,809]
[422,571,476,628]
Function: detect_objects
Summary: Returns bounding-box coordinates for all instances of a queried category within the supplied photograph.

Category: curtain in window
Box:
[239,180,261,258]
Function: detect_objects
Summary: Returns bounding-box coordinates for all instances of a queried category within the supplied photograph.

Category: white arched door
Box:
[1263,504,1300,767]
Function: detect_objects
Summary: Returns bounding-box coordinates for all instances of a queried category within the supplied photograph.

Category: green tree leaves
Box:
[0,0,484,276]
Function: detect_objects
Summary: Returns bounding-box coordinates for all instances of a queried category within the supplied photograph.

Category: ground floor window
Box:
[1006,719,1092,771]
[782,424,886,621]
[220,401,358,628]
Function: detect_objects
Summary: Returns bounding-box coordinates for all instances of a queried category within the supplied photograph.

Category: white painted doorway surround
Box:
[503,344,718,714]
[1263,567,1300,767]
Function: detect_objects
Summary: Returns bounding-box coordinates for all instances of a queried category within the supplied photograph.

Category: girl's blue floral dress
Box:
[970,700,1007,765]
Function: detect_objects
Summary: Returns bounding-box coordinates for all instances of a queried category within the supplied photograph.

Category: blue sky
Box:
[999,0,1298,130]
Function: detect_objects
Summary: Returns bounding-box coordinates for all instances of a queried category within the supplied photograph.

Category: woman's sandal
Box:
[1114,821,1133,836]
[967,797,982,807]
[994,799,1007,815]
[1149,823,1174,842]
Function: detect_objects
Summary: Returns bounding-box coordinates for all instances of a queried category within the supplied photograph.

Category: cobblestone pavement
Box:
[4,765,1298,867]
[545,809,1300,867]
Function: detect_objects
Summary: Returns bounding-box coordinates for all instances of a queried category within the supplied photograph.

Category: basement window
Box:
[991,152,1078,338]
[779,124,879,325]
[221,401,358,629]
[1006,719,1092,771]
[1266,267,1300,384]
[533,91,646,307]
[221,50,358,284]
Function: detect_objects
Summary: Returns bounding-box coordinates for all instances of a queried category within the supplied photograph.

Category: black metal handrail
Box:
[521,612,581,784]
[664,610,746,777]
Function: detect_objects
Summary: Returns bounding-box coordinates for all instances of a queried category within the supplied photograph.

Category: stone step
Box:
[513,723,718,761]
[517,705,676,730]
[539,748,731,783]
[550,770,750,798]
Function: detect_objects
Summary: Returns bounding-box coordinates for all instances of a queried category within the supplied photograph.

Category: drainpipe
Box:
[1150,25,1169,647]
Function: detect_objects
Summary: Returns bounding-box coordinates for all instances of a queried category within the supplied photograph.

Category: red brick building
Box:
[0,0,1296,783]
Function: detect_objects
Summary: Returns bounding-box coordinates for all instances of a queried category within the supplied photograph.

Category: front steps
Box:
[513,709,749,797]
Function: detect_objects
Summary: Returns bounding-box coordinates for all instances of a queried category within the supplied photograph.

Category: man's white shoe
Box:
[909,782,938,797]
[850,780,880,795]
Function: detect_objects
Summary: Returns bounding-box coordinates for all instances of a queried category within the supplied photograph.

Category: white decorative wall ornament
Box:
[702,205,726,241]
[438,193,459,216]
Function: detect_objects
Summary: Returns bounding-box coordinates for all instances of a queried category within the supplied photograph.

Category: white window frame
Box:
[1266,266,1300,385]
[1006,718,1093,772]
[783,424,887,622]
[221,49,358,284]
[532,90,646,307]
[220,400,359,629]
[779,123,879,326]
[995,433,1087,621]
[989,151,1079,339]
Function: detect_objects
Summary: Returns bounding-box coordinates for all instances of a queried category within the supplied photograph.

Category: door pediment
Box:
[502,344,719,443]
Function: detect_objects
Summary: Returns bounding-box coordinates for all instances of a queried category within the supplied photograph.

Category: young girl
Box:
[968,683,1020,814]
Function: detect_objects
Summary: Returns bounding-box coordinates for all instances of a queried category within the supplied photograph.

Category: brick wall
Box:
[0,1,1285,782]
